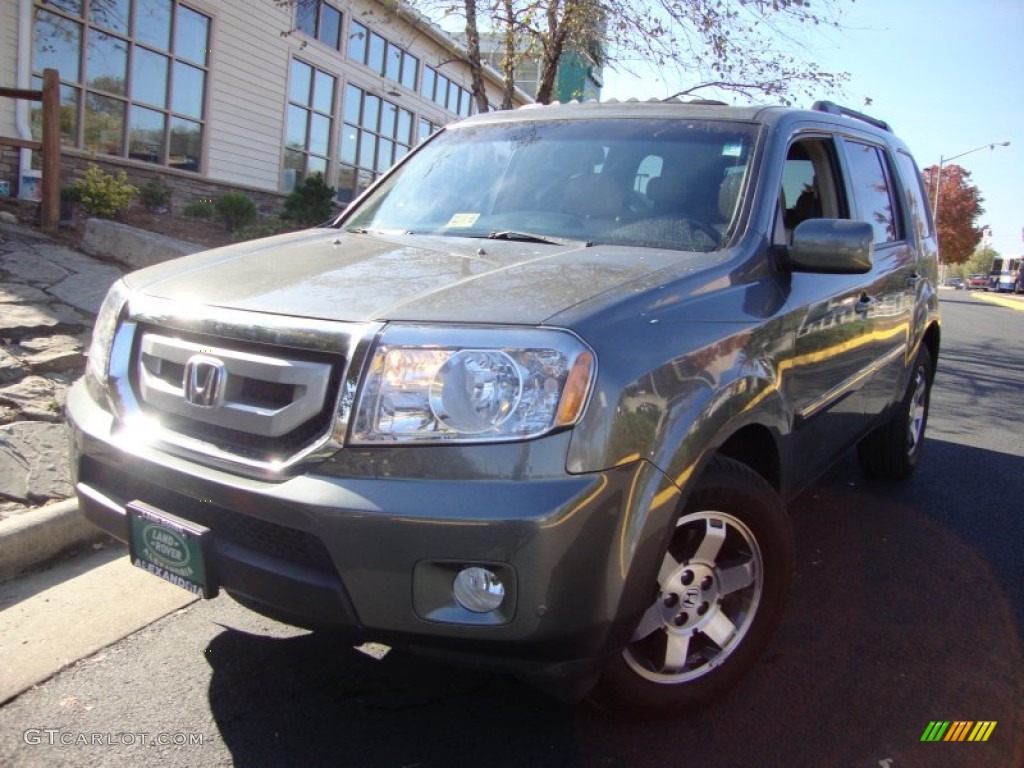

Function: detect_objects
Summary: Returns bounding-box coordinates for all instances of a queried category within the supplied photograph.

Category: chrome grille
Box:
[137,332,332,438]
[105,297,381,473]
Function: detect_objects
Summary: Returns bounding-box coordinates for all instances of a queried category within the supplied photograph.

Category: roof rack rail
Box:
[811,100,892,133]
[658,96,728,105]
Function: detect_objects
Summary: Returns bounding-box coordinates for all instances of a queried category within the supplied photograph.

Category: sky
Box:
[599,0,1024,255]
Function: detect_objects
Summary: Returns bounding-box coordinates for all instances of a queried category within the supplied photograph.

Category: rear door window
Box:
[843,140,903,245]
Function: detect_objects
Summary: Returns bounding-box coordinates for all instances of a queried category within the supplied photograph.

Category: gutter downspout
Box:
[16,0,34,189]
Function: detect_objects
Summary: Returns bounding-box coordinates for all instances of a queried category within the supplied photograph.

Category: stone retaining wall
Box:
[1,147,287,215]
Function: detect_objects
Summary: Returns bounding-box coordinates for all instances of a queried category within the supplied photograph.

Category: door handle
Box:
[855,293,875,314]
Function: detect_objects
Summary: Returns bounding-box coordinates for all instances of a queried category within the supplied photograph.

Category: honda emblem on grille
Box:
[183,355,227,408]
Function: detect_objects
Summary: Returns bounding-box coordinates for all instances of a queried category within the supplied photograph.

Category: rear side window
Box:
[894,150,933,241]
[844,141,903,245]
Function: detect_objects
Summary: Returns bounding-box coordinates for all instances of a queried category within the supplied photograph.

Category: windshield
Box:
[342,117,758,252]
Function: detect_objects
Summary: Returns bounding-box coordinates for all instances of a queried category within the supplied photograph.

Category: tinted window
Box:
[895,151,932,240]
[845,141,901,244]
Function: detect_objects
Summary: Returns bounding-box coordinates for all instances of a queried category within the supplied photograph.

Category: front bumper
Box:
[67,378,681,683]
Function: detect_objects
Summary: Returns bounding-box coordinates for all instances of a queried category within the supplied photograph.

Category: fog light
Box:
[452,567,505,613]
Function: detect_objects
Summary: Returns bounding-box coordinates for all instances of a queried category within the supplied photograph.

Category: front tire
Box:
[857,345,933,480]
[589,456,794,718]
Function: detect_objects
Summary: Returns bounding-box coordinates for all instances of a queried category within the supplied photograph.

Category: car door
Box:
[773,132,910,487]
[837,137,917,422]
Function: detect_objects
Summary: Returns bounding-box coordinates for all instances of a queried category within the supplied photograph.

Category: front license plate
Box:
[127,501,218,599]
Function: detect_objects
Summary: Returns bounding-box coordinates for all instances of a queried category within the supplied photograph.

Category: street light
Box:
[930,140,1010,223]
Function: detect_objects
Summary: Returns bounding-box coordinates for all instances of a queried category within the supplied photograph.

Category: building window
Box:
[31,0,210,172]
[282,58,336,192]
[347,22,419,92]
[295,0,342,51]
[338,83,414,203]
[417,118,438,144]
[420,65,472,118]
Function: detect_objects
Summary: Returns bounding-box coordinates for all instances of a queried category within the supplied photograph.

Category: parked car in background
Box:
[943,277,964,289]
[967,273,990,290]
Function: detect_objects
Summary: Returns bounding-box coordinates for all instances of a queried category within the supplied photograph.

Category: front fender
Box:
[567,318,790,492]
[572,364,790,660]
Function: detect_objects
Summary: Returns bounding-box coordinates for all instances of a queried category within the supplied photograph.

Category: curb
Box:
[973,292,1024,311]
[0,497,105,584]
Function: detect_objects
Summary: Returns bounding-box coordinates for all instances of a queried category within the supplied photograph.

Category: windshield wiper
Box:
[343,227,412,236]
[488,230,591,247]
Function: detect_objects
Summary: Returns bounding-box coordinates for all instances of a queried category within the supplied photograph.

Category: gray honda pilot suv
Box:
[68,99,940,717]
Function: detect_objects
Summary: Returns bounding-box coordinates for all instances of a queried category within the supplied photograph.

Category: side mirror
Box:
[785,219,874,274]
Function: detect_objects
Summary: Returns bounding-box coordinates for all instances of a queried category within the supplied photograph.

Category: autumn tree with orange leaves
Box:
[922,164,985,266]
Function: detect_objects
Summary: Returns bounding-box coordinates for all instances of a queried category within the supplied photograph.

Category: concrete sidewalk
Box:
[0,541,197,705]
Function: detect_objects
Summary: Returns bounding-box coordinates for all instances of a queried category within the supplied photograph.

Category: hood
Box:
[125,229,712,325]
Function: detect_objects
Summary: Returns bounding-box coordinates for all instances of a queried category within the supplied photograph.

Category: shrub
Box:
[61,184,82,203]
[74,164,137,218]
[182,199,215,218]
[138,176,172,212]
[282,172,336,226]
[231,216,294,243]
[215,191,257,231]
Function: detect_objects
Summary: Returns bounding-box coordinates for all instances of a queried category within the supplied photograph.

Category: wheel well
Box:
[716,425,780,493]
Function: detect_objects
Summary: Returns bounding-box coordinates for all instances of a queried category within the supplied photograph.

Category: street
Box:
[1,291,1021,768]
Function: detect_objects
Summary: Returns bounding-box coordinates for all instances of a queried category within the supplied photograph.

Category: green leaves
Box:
[74,164,137,219]
[283,172,337,227]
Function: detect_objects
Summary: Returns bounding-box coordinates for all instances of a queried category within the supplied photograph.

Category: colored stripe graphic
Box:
[945,721,972,741]
[921,721,950,741]
[968,722,997,742]
[921,721,997,742]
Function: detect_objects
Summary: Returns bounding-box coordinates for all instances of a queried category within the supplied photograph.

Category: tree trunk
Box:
[535,0,569,104]
[463,0,489,113]
[500,0,516,109]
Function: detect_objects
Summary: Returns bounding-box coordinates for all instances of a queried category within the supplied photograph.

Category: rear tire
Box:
[588,456,794,718]
[857,345,933,480]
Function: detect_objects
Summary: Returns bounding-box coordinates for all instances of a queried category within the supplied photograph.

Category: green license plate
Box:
[127,501,217,599]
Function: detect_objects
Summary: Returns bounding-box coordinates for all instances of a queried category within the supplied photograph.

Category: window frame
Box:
[774,135,847,245]
[281,57,337,192]
[841,138,905,246]
[894,149,934,242]
[295,0,343,52]
[420,65,473,118]
[30,0,211,173]
[337,83,416,204]
[346,21,420,93]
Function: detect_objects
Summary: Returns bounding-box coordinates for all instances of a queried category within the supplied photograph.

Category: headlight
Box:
[350,325,594,443]
[87,279,132,385]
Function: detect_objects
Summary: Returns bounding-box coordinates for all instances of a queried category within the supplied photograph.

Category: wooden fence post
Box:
[40,68,61,231]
